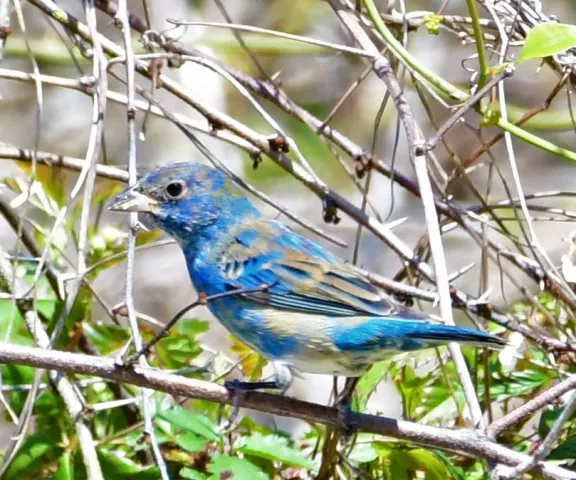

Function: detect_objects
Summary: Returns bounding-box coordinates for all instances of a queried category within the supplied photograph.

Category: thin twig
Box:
[166,19,372,58]
[484,1,576,309]
[426,69,513,152]
[488,375,576,439]
[497,390,576,479]
[115,1,169,478]
[50,0,108,348]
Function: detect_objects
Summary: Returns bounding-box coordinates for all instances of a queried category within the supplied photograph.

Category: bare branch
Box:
[0,342,571,479]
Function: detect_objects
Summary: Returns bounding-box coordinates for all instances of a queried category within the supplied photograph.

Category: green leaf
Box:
[0,298,58,345]
[155,336,202,369]
[229,337,268,380]
[373,442,454,480]
[432,450,467,480]
[30,163,68,207]
[236,415,278,437]
[3,434,57,478]
[518,23,576,62]
[84,323,130,354]
[91,180,125,206]
[491,370,550,402]
[207,455,267,480]
[387,360,460,424]
[175,432,208,453]
[237,432,316,470]
[98,448,159,479]
[180,467,208,480]
[2,354,36,383]
[157,405,221,441]
[373,441,393,458]
[387,450,410,480]
[356,359,391,412]
[408,449,454,480]
[135,228,163,247]
[54,451,74,480]
[548,436,576,460]
[178,319,210,336]
[418,391,464,426]
[55,287,92,347]
[349,441,378,463]
[374,444,454,480]
[539,407,562,437]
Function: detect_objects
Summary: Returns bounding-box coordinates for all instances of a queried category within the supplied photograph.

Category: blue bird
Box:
[109,162,504,383]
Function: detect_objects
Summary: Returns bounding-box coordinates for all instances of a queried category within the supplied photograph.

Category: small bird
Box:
[109,162,504,385]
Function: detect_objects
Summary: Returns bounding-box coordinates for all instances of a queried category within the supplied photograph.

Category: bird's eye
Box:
[165,181,186,199]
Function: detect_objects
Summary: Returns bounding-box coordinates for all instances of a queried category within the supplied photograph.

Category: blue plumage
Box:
[109,162,505,377]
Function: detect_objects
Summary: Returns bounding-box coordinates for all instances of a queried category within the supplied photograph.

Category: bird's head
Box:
[109,162,258,243]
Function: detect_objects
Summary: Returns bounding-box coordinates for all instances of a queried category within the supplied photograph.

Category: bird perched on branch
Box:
[109,162,504,387]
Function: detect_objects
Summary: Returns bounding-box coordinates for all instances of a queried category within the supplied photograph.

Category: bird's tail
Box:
[386,307,506,350]
[332,318,506,353]
[404,322,506,349]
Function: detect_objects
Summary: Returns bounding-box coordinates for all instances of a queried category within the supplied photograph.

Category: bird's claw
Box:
[336,394,358,436]
[220,379,285,433]
[220,384,245,433]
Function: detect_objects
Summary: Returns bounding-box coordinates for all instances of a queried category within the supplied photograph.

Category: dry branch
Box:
[0,341,573,479]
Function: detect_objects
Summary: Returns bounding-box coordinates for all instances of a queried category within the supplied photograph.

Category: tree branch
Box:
[488,375,576,439]
[0,342,572,479]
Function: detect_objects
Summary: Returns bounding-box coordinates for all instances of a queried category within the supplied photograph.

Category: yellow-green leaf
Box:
[229,336,267,381]
[518,23,576,62]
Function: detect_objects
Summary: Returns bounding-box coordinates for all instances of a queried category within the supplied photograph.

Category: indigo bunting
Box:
[109,162,503,381]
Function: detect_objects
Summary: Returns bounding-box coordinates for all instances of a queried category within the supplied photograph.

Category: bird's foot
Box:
[224,362,293,393]
[224,379,283,391]
[335,377,359,436]
[221,363,293,431]
[336,394,358,437]
[220,382,245,433]
[220,380,283,433]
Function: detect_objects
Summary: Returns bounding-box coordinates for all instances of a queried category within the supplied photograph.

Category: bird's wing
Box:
[218,220,409,317]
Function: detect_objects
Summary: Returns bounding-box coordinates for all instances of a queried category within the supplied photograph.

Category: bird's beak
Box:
[108,187,159,214]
